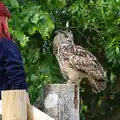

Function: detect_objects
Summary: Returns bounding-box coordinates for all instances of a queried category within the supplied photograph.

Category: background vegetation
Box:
[2,0,120,119]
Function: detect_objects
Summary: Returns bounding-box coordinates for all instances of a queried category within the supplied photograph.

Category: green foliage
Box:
[3,0,120,119]
[21,44,64,103]
[9,0,19,8]
[68,0,120,67]
[7,1,55,47]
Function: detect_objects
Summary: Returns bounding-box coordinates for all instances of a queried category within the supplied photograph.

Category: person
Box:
[0,2,30,103]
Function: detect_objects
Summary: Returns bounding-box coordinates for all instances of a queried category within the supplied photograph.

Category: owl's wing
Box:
[59,44,107,92]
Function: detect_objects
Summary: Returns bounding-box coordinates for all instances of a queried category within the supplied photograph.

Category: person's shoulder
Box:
[0,38,17,46]
[0,38,20,52]
[0,38,14,54]
[0,38,13,43]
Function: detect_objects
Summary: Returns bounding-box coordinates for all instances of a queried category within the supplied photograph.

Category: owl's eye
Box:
[65,35,69,38]
[63,33,69,38]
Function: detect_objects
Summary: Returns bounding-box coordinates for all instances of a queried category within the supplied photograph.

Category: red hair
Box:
[0,2,11,39]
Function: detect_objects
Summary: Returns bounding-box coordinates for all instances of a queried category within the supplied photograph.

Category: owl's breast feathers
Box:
[54,43,107,92]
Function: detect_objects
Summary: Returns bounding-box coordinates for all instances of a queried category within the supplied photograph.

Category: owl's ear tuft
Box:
[67,29,72,33]
[55,30,64,34]
[55,30,59,34]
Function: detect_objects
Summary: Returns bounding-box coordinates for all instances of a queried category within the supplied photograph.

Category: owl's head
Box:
[53,30,74,46]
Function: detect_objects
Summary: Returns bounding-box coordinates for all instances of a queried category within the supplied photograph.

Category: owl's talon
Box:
[66,80,71,84]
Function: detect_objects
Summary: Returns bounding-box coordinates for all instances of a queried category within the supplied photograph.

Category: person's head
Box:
[0,2,11,39]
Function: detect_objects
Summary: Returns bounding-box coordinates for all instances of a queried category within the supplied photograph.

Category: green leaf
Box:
[31,74,38,82]
[31,13,40,24]
[28,26,37,35]
[113,57,117,65]
[9,0,19,8]
[106,51,114,59]
[110,72,116,84]
[83,105,88,112]
[118,59,120,64]
[116,46,119,54]
[28,85,34,93]
[23,16,29,23]
[56,0,66,8]
[69,3,79,14]
[98,99,102,106]
[108,54,115,63]
[80,112,86,120]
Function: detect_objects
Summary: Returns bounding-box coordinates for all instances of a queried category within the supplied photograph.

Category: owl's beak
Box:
[67,38,73,44]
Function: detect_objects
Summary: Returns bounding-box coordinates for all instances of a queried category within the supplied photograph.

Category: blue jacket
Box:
[0,38,28,98]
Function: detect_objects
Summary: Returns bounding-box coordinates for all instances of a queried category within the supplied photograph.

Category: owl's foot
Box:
[63,80,71,89]
[66,80,72,84]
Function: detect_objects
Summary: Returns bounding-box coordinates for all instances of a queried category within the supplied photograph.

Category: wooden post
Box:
[43,84,80,120]
[2,90,27,120]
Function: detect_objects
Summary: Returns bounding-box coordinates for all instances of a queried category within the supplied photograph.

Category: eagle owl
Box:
[53,30,107,93]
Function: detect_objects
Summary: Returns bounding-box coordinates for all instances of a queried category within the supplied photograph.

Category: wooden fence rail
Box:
[0,84,80,120]
[1,90,55,120]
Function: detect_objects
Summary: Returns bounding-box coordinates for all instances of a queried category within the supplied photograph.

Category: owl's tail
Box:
[92,79,106,93]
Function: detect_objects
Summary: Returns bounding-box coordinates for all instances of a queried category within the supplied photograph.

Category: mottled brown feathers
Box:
[53,30,107,93]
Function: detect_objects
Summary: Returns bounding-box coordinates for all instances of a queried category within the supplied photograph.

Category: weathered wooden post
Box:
[2,90,27,120]
[43,84,80,120]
